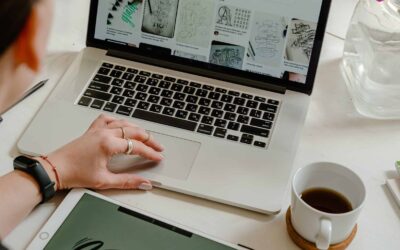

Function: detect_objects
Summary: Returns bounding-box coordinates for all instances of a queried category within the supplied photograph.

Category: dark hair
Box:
[0,0,37,56]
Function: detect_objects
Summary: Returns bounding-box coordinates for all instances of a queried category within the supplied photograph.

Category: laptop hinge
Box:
[107,49,286,95]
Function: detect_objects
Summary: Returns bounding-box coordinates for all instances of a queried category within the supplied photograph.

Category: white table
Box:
[2,0,400,249]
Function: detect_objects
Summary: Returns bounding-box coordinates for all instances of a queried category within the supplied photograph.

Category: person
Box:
[0,0,164,246]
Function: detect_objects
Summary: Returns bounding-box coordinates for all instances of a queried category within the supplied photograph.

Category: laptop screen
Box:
[91,0,327,90]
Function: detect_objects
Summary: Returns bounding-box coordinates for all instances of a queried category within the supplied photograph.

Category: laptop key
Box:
[110,87,123,95]
[214,128,227,138]
[127,68,139,74]
[221,95,233,103]
[237,107,249,115]
[259,103,278,113]
[241,125,269,138]
[228,122,240,131]
[197,124,213,135]
[135,92,148,101]
[211,109,223,118]
[122,73,135,81]
[78,96,92,106]
[199,107,211,115]
[240,134,254,144]
[102,62,113,68]
[116,105,133,116]
[201,116,214,125]
[140,71,151,77]
[162,107,175,116]
[114,65,126,71]
[246,100,258,109]
[124,81,136,89]
[176,110,188,119]
[112,79,124,87]
[122,90,135,98]
[150,104,162,113]
[146,78,159,86]
[190,82,202,88]
[251,118,272,129]
[211,101,223,109]
[188,113,201,122]
[250,110,262,118]
[177,79,189,85]
[83,89,112,101]
[134,75,147,83]
[171,84,183,92]
[98,67,111,75]
[103,102,117,112]
[149,87,161,95]
[186,95,198,104]
[233,97,245,106]
[214,119,227,128]
[254,141,267,148]
[152,73,163,79]
[111,96,125,104]
[173,92,186,101]
[195,89,208,97]
[173,101,185,109]
[125,98,137,107]
[93,74,112,84]
[237,115,250,124]
[136,84,149,92]
[241,93,253,99]
[110,70,123,78]
[137,101,150,110]
[215,88,227,93]
[148,95,160,104]
[133,109,196,131]
[159,81,171,89]
[268,99,280,106]
[160,98,173,107]
[263,112,275,121]
[227,135,239,141]
[161,90,173,98]
[224,104,236,112]
[88,82,110,92]
[224,112,236,121]
[255,96,266,102]
[228,90,240,96]
[183,86,196,95]
[185,104,198,112]
[202,85,214,91]
[208,92,221,100]
[199,98,211,107]
[164,76,176,82]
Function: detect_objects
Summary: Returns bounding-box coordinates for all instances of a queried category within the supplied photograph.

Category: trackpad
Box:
[108,132,201,180]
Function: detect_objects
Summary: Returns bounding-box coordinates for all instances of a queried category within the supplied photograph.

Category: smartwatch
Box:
[13,156,56,203]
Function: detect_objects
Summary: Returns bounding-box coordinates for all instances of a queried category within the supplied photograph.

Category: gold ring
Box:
[143,131,151,143]
[120,127,126,139]
[125,139,134,155]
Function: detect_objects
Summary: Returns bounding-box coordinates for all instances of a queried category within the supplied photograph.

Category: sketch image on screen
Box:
[175,0,214,48]
[248,12,287,68]
[285,18,317,65]
[216,5,251,30]
[141,0,179,38]
[174,50,207,62]
[209,41,245,70]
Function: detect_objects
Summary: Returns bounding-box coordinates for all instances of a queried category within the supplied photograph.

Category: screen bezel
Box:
[86,0,331,95]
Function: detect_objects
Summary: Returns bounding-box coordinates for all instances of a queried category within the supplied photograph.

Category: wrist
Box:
[34,156,59,191]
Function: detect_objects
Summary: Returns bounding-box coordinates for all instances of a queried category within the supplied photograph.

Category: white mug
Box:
[290,162,366,250]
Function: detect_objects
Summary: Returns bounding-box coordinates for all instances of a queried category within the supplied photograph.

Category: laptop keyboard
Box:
[77,62,281,149]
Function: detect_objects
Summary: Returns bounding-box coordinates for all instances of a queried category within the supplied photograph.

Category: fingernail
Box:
[138,183,153,191]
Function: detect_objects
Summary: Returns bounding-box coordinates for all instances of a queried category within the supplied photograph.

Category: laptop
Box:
[18,0,331,214]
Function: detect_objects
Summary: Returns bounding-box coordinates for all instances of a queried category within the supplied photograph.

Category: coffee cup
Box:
[290,162,366,249]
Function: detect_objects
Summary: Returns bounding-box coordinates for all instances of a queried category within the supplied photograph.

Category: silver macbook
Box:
[18,0,331,214]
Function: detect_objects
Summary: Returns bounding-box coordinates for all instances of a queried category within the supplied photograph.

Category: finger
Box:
[107,137,163,162]
[106,119,138,130]
[109,127,164,152]
[102,172,152,190]
[89,114,117,130]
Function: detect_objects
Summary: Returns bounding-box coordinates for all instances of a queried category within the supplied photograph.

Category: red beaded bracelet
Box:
[40,156,61,190]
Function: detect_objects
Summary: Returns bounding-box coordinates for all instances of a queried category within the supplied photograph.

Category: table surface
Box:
[2,0,400,249]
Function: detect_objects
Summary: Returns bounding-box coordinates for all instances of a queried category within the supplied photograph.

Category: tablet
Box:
[28,189,244,250]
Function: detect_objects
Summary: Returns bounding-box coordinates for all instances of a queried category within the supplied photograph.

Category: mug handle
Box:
[316,218,332,250]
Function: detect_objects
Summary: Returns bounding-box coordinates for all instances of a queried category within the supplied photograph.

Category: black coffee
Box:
[300,187,353,214]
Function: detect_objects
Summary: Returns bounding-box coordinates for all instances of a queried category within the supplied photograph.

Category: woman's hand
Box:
[36,114,164,191]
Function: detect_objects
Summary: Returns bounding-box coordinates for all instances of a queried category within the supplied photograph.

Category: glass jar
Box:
[342,0,400,119]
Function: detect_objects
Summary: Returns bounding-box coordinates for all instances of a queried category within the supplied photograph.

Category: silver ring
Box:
[143,131,151,143]
[125,139,134,155]
[120,127,126,139]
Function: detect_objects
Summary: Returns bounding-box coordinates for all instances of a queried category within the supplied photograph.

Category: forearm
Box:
[0,158,56,238]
